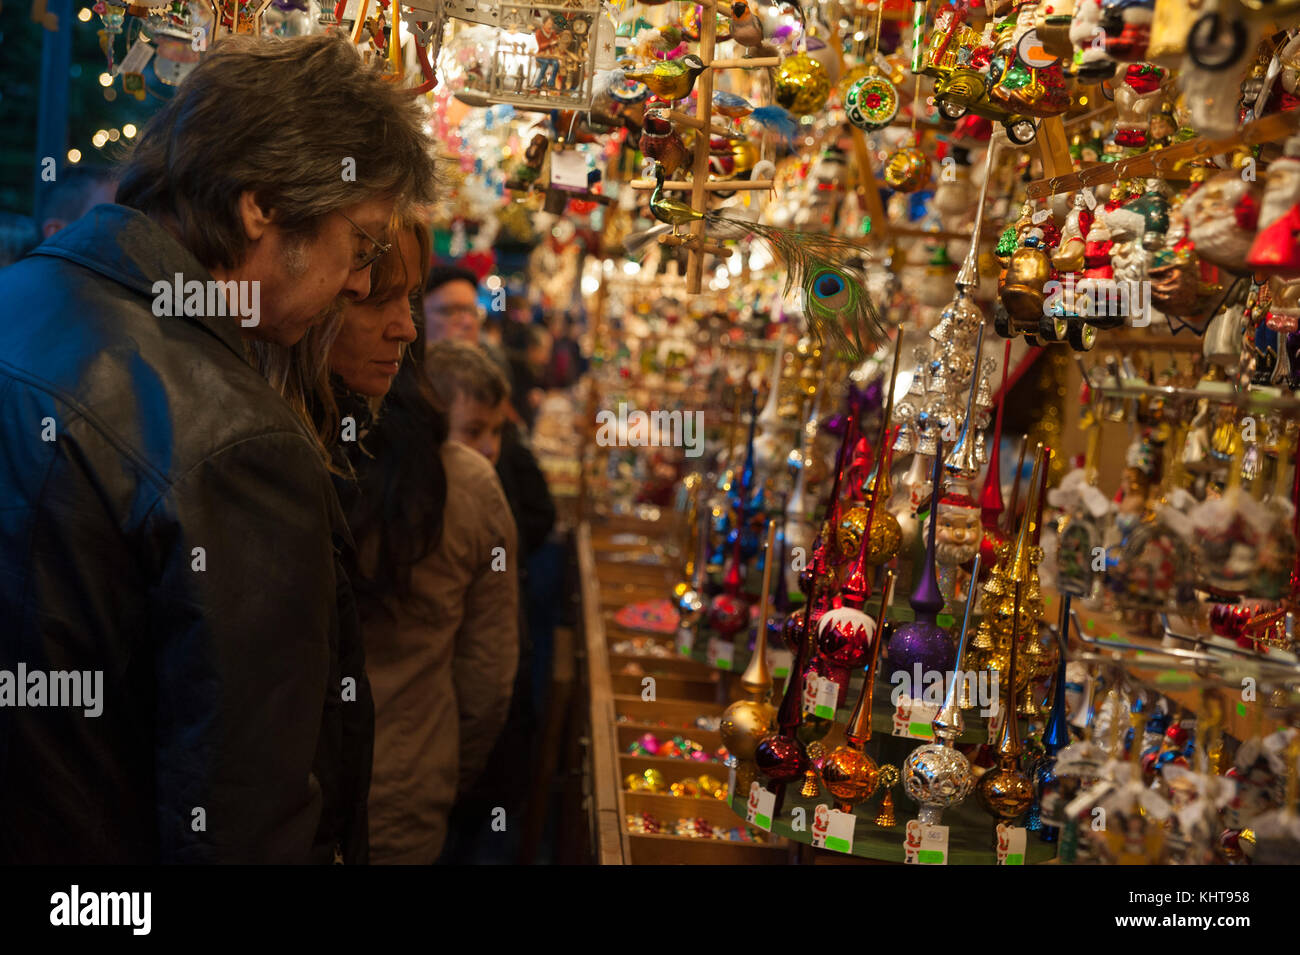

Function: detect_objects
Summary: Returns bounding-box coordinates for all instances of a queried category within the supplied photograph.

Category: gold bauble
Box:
[975,766,1035,820]
[820,746,881,807]
[883,147,931,193]
[731,139,760,175]
[774,53,831,115]
[719,699,777,760]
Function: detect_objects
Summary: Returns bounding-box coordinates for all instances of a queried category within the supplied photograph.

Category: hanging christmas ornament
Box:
[883,146,931,193]
[844,2,898,131]
[773,52,831,115]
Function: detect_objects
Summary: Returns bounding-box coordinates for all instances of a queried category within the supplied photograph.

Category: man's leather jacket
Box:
[0,205,368,863]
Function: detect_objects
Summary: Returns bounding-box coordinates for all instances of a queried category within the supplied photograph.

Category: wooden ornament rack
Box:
[629,0,779,294]
[1028,108,1300,199]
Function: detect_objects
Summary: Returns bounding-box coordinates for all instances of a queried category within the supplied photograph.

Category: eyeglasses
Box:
[340,211,392,272]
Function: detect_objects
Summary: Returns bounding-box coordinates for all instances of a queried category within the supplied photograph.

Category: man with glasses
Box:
[0,35,436,864]
[423,263,485,345]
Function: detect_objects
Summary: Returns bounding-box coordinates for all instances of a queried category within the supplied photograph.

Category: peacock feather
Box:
[706,213,886,359]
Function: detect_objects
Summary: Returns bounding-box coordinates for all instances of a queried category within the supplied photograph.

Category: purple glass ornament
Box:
[888,443,956,674]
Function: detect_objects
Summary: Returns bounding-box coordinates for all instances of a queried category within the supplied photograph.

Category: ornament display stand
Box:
[627,0,782,294]
[580,517,790,863]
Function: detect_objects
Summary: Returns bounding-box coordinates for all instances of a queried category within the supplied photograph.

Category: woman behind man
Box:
[267,217,519,863]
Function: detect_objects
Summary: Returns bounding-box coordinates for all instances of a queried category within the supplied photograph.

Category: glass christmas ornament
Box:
[845,71,899,131]
[975,445,1050,833]
[889,446,957,674]
[902,552,983,827]
[721,521,781,795]
[883,146,931,193]
[819,573,895,813]
[773,52,830,115]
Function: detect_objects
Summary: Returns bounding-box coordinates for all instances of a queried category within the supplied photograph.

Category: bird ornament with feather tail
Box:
[638,163,885,360]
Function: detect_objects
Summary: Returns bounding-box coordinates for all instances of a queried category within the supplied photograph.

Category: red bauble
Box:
[754,734,808,782]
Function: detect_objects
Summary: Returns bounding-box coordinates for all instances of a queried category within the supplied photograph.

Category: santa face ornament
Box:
[1183,171,1262,274]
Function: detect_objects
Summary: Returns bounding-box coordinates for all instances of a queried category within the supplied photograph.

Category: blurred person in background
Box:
[508,323,552,433]
[37,166,118,239]
[423,263,482,344]
[544,310,587,390]
[426,340,555,863]
[0,213,39,268]
[326,221,518,864]
[0,33,436,864]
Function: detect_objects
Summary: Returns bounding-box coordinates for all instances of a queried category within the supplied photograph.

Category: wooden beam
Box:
[710,57,782,69]
[630,177,774,191]
[1036,115,1074,183]
[663,109,733,138]
[826,16,891,245]
[1026,108,1300,199]
[686,7,718,294]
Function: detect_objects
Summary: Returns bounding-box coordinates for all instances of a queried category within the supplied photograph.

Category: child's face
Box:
[449,393,507,465]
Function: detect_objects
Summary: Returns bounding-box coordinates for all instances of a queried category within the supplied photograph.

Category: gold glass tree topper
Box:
[720,520,780,795]
[975,444,1050,833]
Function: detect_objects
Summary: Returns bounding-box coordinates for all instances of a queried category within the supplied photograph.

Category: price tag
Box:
[904,823,949,864]
[891,694,938,739]
[1031,208,1050,224]
[802,672,821,717]
[1081,187,1097,211]
[744,783,776,831]
[812,808,855,853]
[549,148,590,192]
[768,648,794,679]
[707,637,733,670]
[727,763,737,803]
[814,676,840,720]
[116,36,155,77]
[997,826,1027,865]
[676,625,694,657]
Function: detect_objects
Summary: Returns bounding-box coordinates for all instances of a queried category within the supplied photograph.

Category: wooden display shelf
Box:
[609,653,718,679]
[614,694,721,727]
[612,671,724,702]
[621,754,728,776]
[618,722,722,751]
[624,831,785,864]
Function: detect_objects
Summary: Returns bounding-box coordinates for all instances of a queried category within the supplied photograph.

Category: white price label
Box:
[744,783,776,831]
[814,676,841,720]
[811,805,856,853]
[802,672,821,717]
[891,695,939,740]
[707,637,734,670]
[676,626,694,657]
[767,648,794,679]
[116,36,156,77]
[549,148,589,192]
[997,825,1027,865]
[1082,188,1097,210]
[905,823,949,864]
[727,763,737,803]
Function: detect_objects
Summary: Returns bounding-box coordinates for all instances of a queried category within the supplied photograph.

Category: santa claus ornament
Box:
[1248,135,1300,279]
[1183,170,1262,274]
